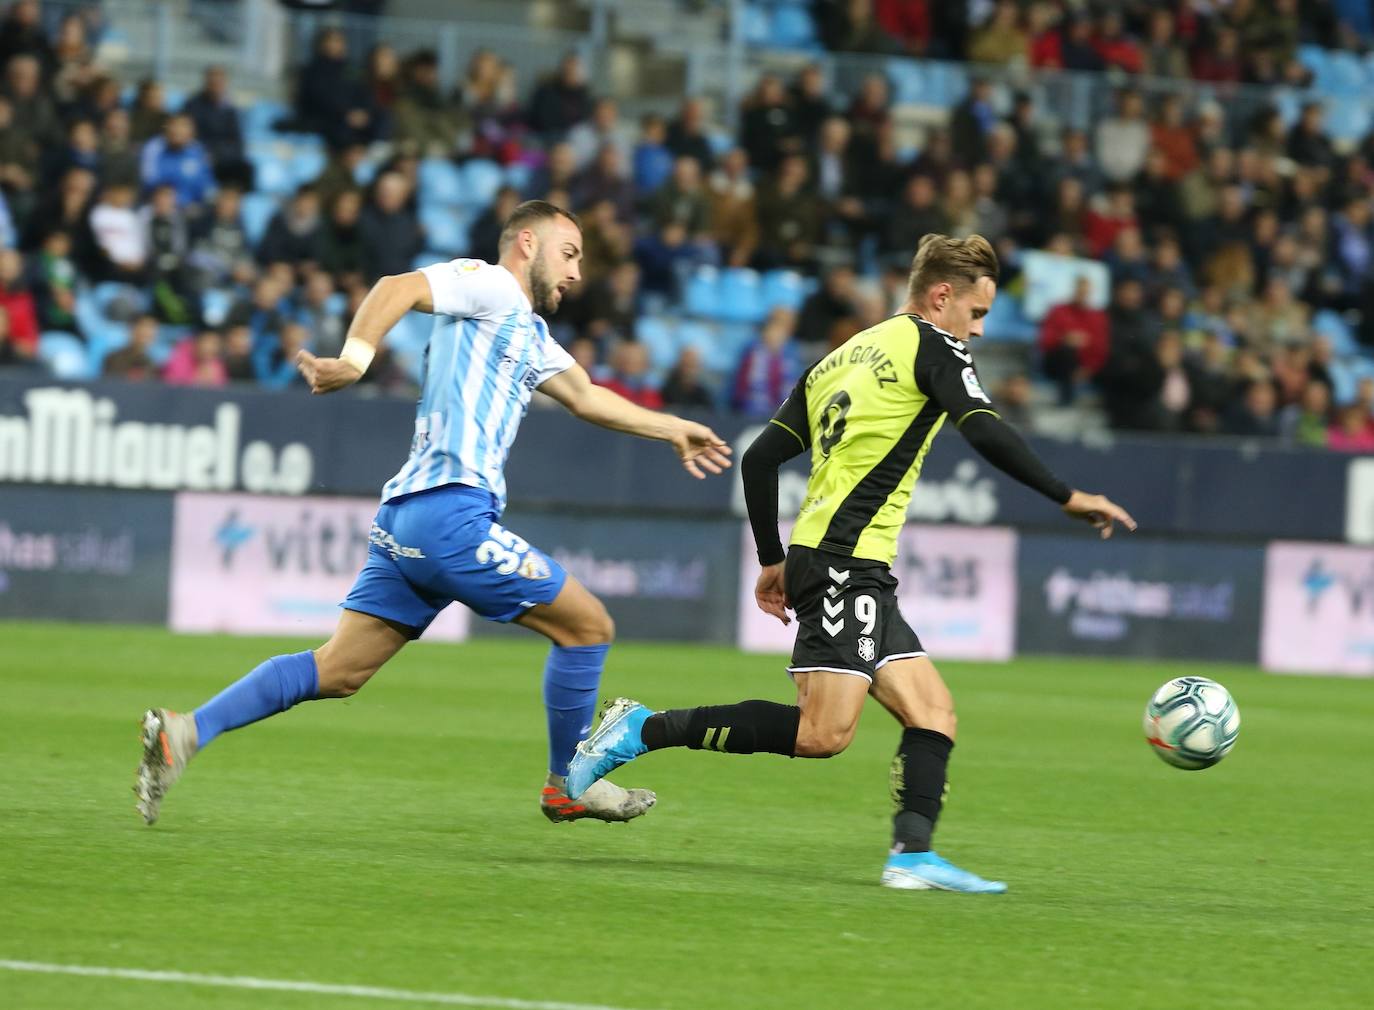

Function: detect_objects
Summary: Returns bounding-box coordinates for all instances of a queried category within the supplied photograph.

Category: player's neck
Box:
[498,258,534,307]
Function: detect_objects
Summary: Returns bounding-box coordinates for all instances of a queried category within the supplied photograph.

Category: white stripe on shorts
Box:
[785,664,873,683]
[874,651,928,671]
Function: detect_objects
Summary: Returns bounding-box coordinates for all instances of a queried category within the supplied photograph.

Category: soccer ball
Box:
[1143,676,1240,770]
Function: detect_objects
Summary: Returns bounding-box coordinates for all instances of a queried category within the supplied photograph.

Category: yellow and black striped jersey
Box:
[768,314,1001,565]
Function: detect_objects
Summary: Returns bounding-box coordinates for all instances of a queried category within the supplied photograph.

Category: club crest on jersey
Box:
[857,636,876,662]
[519,554,551,580]
[961,366,991,403]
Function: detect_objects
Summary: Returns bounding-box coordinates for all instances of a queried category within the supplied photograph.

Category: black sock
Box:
[640,701,800,756]
[890,727,954,853]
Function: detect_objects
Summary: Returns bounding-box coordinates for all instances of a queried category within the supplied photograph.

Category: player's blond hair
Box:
[906,234,1000,302]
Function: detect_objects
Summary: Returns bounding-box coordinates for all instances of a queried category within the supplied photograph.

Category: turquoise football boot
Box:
[880,851,1008,893]
[565,697,651,800]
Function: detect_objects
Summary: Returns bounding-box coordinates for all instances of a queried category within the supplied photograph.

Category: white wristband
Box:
[339,337,376,375]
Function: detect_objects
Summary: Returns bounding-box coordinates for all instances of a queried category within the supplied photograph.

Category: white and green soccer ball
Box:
[1143,676,1241,770]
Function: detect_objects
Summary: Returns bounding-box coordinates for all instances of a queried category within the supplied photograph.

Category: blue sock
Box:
[543,644,608,777]
[193,651,320,748]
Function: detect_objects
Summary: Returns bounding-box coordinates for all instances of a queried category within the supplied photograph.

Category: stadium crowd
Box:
[1,0,1373,451]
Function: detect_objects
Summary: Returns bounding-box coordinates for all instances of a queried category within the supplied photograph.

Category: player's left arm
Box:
[538,363,732,480]
[916,334,1137,538]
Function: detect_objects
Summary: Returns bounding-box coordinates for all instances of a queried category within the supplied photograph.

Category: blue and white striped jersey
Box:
[381,259,575,510]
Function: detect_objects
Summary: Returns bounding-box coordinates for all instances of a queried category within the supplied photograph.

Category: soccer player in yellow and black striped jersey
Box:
[565,234,1135,892]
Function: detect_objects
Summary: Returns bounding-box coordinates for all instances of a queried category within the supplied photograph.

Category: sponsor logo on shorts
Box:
[369,523,426,561]
[857,636,875,662]
[518,553,551,580]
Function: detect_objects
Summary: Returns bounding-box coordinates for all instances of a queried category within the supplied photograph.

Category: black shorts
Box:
[783,545,925,683]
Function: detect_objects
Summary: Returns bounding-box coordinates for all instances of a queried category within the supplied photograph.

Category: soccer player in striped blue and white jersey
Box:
[135,201,732,826]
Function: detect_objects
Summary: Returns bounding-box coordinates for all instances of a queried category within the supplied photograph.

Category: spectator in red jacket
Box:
[0,248,40,355]
[1092,9,1143,74]
[1039,274,1109,404]
[1083,185,1139,258]
[596,339,662,409]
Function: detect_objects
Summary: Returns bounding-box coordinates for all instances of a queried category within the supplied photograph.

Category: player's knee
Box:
[313,643,375,698]
[795,722,856,758]
[560,600,615,647]
[911,707,957,741]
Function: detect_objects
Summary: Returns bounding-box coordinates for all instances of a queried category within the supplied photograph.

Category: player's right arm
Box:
[741,371,811,625]
[914,330,1137,538]
[297,270,435,394]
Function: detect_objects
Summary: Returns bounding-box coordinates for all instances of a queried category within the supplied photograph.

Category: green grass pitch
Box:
[2,621,1371,1010]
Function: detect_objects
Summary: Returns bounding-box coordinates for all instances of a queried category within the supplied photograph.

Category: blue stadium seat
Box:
[1324,97,1372,142]
[503,161,532,193]
[983,293,1037,343]
[249,150,294,195]
[418,158,464,206]
[412,250,452,270]
[38,331,91,380]
[714,322,758,373]
[290,146,328,187]
[1313,309,1359,357]
[684,266,721,318]
[243,100,289,141]
[636,315,679,372]
[771,6,818,50]
[459,160,504,209]
[91,281,148,318]
[419,205,471,256]
[387,311,433,355]
[240,192,279,247]
[201,288,234,327]
[1326,51,1366,97]
[717,268,768,324]
[163,87,185,112]
[673,319,720,367]
[761,269,808,312]
[1327,358,1358,405]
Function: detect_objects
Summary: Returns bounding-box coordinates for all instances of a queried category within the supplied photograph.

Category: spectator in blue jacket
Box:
[731,306,803,418]
[140,113,215,208]
[253,320,310,390]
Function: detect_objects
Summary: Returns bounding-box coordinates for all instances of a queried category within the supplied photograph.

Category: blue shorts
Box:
[343,484,567,636]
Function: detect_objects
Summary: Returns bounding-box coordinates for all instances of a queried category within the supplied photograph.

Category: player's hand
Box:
[669,419,733,479]
[755,561,790,625]
[1062,490,1137,539]
[297,349,363,395]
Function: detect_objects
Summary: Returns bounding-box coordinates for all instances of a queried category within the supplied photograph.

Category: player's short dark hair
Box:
[498,200,581,254]
[907,233,999,301]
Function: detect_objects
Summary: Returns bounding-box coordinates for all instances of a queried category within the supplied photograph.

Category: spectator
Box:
[469,185,521,264]
[1108,276,1156,346]
[0,247,37,353]
[461,50,524,164]
[994,372,1035,428]
[222,322,254,382]
[163,328,227,387]
[846,73,892,165]
[1084,185,1138,258]
[34,230,79,333]
[294,270,344,356]
[1192,25,1243,83]
[572,143,635,224]
[362,44,399,141]
[140,113,215,208]
[596,339,661,408]
[1142,10,1188,79]
[99,106,141,188]
[144,183,195,324]
[1099,328,1165,430]
[1224,380,1281,438]
[1104,225,1150,287]
[633,220,700,296]
[359,172,422,281]
[648,155,711,236]
[184,65,248,186]
[883,175,946,264]
[1028,2,1064,69]
[296,28,374,149]
[632,114,674,196]
[1328,404,1374,452]
[1244,275,1309,348]
[320,188,365,280]
[527,53,591,141]
[41,116,101,184]
[30,166,96,264]
[1149,96,1198,182]
[738,75,797,174]
[797,264,858,351]
[665,97,715,171]
[754,154,822,271]
[0,303,30,367]
[4,53,59,148]
[1095,90,1150,184]
[732,307,802,417]
[568,96,633,173]
[0,95,37,198]
[811,116,866,247]
[102,313,159,380]
[393,50,463,156]
[524,140,577,201]
[577,198,632,285]
[255,320,310,390]
[816,0,897,54]
[0,1,50,69]
[1154,330,1193,431]
[258,185,325,267]
[228,274,285,349]
[1092,9,1143,73]
[1059,14,1105,72]
[128,78,168,144]
[789,64,831,147]
[950,78,996,167]
[661,346,716,409]
[1039,274,1109,404]
[188,186,250,290]
[564,258,640,345]
[1052,127,1102,197]
[968,1,1028,65]
[311,142,367,210]
[707,148,759,268]
[1287,102,1335,171]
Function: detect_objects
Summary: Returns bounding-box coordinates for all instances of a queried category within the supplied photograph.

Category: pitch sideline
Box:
[0,959,656,1010]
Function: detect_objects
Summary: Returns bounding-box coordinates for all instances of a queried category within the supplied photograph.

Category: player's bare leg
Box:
[869,655,1005,893]
[135,610,408,824]
[516,576,656,823]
